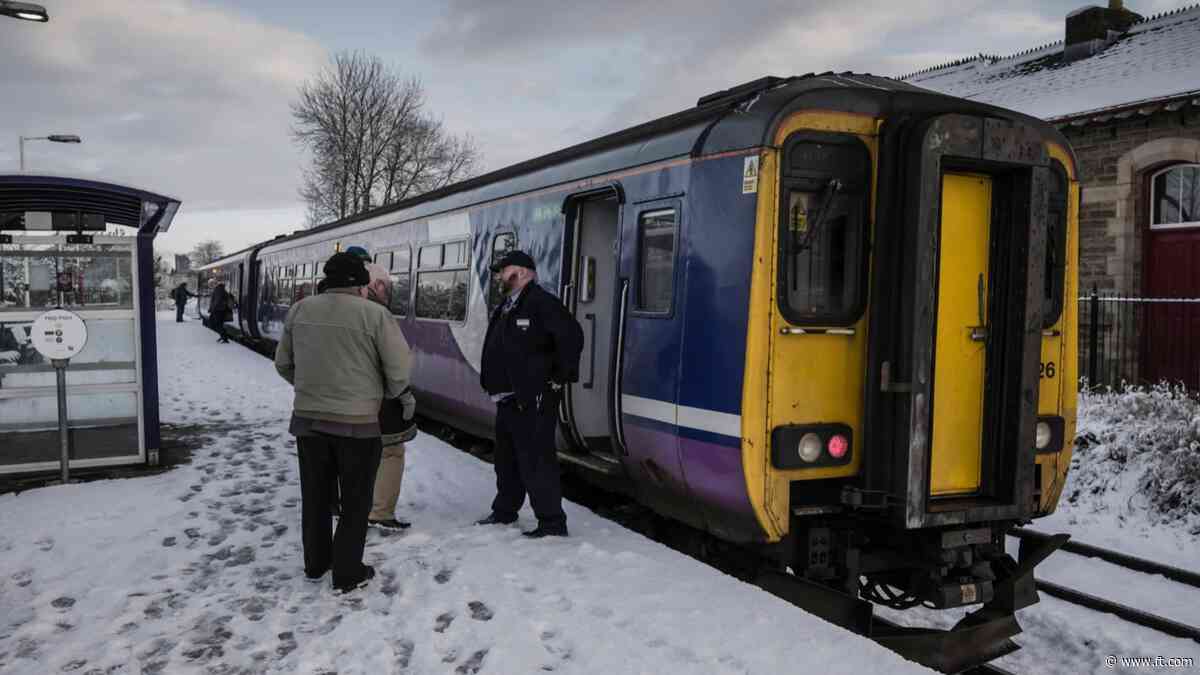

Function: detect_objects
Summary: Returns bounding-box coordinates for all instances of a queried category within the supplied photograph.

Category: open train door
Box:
[558,186,625,476]
[860,114,1068,671]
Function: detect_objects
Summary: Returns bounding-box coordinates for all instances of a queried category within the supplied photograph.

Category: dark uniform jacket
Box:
[481,283,584,408]
[171,286,194,305]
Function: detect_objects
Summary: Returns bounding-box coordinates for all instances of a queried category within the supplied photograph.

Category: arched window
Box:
[1151,164,1200,229]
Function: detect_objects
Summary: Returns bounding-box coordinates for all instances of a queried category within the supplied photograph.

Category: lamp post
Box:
[19,134,81,171]
[0,1,49,22]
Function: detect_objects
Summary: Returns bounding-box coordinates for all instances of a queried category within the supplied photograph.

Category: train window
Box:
[392,247,411,273]
[415,238,469,322]
[415,270,469,321]
[444,241,467,266]
[418,244,442,269]
[375,251,392,270]
[1043,162,1068,327]
[778,132,870,326]
[488,232,517,311]
[636,210,677,313]
[388,246,412,316]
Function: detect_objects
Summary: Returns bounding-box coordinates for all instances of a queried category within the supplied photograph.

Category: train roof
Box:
[252,72,1066,255]
[196,246,254,272]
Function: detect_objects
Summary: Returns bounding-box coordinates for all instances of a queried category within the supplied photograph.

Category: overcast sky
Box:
[0,0,1187,260]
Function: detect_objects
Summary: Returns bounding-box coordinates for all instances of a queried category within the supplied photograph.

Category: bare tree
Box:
[190,240,224,267]
[292,51,480,226]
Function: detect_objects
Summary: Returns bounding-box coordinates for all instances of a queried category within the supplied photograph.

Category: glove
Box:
[381,388,418,445]
[398,387,417,422]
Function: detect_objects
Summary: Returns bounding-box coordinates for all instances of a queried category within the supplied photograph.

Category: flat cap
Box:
[490,250,536,273]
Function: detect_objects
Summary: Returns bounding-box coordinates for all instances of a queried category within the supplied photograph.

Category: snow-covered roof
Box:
[900,4,1200,122]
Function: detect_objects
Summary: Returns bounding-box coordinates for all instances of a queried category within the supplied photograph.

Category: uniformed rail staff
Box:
[476,250,583,538]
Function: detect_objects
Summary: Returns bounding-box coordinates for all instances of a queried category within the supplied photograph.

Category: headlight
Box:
[770,424,853,469]
[798,433,822,463]
[1035,421,1052,449]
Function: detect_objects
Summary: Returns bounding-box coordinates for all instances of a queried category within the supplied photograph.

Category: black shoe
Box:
[475,513,517,526]
[368,518,411,531]
[522,523,568,538]
[304,569,328,583]
[333,564,375,594]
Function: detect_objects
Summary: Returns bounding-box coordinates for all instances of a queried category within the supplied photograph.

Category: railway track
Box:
[1012,528,1200,643]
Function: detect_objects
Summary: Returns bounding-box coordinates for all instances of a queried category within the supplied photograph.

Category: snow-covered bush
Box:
[1071,383,1200,534]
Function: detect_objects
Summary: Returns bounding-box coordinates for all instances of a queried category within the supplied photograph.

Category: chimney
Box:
[1064,1,1142,62]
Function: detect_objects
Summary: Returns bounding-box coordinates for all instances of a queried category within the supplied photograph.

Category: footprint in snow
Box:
[433,612,455,633]
[455,649,489,674]
[539,629,574,670]
[468,601,493,621]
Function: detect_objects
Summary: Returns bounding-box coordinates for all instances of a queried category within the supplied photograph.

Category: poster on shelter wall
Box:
[0,322,43,367]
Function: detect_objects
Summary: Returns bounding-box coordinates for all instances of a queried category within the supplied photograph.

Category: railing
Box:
[1079,286,1200,391]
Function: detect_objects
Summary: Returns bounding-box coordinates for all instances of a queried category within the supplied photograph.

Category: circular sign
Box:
[31,309,88,361]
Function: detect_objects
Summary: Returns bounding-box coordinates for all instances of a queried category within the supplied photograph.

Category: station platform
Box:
[0,315,931,674]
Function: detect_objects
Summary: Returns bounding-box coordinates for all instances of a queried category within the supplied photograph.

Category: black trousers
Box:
[175,303,185,322]
[491,399,565,527]
[295,434,381,586]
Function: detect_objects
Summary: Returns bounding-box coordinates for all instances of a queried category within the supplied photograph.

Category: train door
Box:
[234,263,245,334]
[929,173,990,496]
[563,194,621,458]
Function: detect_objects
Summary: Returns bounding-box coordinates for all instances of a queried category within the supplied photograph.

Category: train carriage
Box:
[216,73,1078,671]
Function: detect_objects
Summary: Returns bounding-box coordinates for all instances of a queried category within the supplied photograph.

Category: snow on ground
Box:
[1039,385,1200,570]
[0,315,932,675]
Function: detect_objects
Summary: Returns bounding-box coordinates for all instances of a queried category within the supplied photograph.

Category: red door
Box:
[1144,229,1200,387]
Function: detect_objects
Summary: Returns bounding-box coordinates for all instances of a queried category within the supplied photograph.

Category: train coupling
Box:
[876,528,1070,672]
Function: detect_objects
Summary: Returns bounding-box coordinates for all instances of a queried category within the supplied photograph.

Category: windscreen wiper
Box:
[790,178,843,292]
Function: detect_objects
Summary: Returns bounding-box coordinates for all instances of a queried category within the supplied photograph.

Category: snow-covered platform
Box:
[0,316,931,674]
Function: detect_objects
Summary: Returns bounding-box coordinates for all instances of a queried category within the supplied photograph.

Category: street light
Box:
[0,1,49,22]
[19,134,82,171]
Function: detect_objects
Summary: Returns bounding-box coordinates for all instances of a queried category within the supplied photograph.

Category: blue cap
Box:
[345,245,371,261]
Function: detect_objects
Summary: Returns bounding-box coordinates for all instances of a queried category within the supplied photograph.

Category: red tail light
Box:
[827,434,849,459]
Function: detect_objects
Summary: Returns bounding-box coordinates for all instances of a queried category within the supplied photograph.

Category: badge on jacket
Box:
[516,318,530,330]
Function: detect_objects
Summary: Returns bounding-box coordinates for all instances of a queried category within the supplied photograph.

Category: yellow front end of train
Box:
[739,104,1078,670]
[743,109,1077,540]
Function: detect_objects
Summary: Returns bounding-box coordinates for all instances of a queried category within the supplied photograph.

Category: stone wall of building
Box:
[1062,109,1200,296]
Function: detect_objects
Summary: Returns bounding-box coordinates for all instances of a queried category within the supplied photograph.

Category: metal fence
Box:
[1079,287,1200,391]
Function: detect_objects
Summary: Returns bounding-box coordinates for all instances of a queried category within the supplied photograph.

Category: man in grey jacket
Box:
[275,252,413,593]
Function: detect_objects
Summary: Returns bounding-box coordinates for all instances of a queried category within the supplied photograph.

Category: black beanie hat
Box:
[322,252,370,289]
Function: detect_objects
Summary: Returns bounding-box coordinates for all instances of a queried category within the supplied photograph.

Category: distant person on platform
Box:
[476,250,583,538]
[361,261,418,532]
[274,252,413,594]
[171,282,196,323]
[208,282,233,344]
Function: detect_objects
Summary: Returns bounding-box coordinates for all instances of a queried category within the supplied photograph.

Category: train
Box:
[196,73,1078,671]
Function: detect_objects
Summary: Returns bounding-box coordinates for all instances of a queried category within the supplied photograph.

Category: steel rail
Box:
[1012,528,1200,589]
[1034,579,1200,643]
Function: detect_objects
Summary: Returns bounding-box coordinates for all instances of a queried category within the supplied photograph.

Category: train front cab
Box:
[742,106,1077,671]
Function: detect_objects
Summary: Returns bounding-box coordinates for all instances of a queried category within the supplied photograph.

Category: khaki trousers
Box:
[369,442,406,520]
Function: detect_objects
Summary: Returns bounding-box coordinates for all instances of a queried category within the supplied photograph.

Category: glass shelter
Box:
[0,176,180,475]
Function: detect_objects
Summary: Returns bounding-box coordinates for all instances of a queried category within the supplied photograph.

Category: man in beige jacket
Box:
[274,252,412,594]
[362,262,418,531]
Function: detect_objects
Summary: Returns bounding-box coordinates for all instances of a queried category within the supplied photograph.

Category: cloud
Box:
[417,0,1085,164]
[0,0,325,217]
